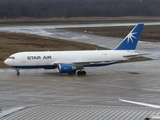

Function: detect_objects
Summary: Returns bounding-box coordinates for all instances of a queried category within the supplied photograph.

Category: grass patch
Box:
[124,56,152,63]
[61,25,160,42]
[1,16,160,25]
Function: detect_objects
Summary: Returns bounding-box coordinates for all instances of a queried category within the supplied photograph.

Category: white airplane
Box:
[4,24,144,76]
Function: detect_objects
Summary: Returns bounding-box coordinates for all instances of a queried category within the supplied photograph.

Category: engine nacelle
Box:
[57,64,76,73]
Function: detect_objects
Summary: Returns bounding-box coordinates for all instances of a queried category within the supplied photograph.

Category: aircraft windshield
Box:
[8,56,15,59]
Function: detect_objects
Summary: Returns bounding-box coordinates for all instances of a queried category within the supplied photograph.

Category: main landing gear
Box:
[77,71,86,76]
[68,69,86,76]
[16,69,20,76]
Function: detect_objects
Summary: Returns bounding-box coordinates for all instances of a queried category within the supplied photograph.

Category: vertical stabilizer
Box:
[114,24,144,50]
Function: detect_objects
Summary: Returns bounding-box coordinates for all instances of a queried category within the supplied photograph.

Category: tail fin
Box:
[114,24,144,50]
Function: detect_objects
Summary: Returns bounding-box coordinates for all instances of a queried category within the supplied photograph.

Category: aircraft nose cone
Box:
[4,59,10,66]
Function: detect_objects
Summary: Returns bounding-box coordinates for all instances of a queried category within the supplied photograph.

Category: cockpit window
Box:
[8,56,15,59]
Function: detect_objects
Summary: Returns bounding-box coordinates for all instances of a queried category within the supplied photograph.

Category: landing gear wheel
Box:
[77,71,86,76]
[81,71,86,75]
[77,71,82,76]
[17,71,20,76]
[16,69,20,76]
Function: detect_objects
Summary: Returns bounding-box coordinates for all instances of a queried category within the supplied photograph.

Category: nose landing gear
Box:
[16,69,20,76]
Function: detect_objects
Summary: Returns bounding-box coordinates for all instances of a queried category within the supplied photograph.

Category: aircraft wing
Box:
[52,60,121,68]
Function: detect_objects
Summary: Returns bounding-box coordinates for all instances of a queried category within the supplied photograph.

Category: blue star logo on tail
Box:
[127,32,137,44]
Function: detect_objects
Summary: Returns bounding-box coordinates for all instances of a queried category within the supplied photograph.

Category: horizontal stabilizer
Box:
[123,55,140,57]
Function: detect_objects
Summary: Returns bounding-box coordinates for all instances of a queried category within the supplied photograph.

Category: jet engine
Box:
[57,64,77,73]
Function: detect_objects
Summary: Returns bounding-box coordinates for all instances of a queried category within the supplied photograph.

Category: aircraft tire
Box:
[77,71,82,76]
[17,72,20,76]
[77,71,86,76]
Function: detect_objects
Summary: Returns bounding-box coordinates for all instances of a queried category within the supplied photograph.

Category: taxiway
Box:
[1,23,160,119]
